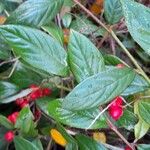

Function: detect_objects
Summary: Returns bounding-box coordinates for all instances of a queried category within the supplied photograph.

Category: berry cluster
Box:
[7,112,19,124]
[108,96,124,121]
[15,84,52,108]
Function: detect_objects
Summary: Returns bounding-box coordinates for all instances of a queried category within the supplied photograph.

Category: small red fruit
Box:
[109,106,123,121]
[20,100,29,108]
[15,98,25,106]
[4,131,14,142]
[116,64,125,68]
[7,112,19,124]
[110,96,123,108]
[125,146,132,150]
[42,88,52,96]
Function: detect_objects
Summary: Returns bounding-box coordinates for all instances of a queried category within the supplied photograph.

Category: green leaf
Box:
[0,25,68,76]
[14,136,40,150]
[32,139,43,150]
[42,23,64,45]
[134,102,149,140]
[0,81,19,100]
[121,0,150,55]
[137,144,150,150]
[9,62,42,89]
[62,14,72,28]
[68,30,105,83]
[0,115,14,129]
[6,0,64,27]
[138,100,150,125]
[75,134,107,150]
[70,16,106,37]
[36,98,107,129]
[62,67,135,111]
[0,88,32,103]
[104,0,123,24]
[15,107,37,136]
[116,109,137,130]
[0,38,11,60]
[104,54,125,66]
[122,74,149,96]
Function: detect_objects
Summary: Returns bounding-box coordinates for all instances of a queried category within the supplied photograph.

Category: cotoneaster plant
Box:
[0,0,150,150]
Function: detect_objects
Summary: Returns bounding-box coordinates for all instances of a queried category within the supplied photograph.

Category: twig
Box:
[73,0,150,85]
[46,139,53,150]
[86,102,113,129]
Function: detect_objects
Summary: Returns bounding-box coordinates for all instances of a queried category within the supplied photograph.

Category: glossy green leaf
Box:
[62,67,135,111]
[15,107,37,136]
[36,98,107,129]
[75,134,107,150]
[0,38,11,60]
[14,136,40,150]
[32,139,43,150]
[116,109,137,130]
[121,0,150,55]
[0,81,19,100]
[134,102,149,140]
[104,54,125,65]
[122,74,149,96]
[6,0,64,27]
[138,100,150,125]
[0,25,68,76]
[137,144,150,150]
[9,62,42,89]
[68,30,105,83]
[104,0,123,24]
[0,88,32,104]
[42,23,64,45]
[0,115,14,129]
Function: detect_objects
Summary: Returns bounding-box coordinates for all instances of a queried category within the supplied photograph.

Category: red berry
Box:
[29,89,42,101]
[110,96,123,108]
[7,112,19,124]
[125,146,132,150]
[42,88,52,96]
[109,106,123,121]
[15,98,25,106]
[20,100,29,108]
[116,64,125,68]
[4,131,14,142]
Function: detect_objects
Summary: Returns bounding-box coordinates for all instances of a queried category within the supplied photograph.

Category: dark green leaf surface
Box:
[122,74,149,96]
[75,134,107,150]
[62,67,135,111]
[0,88,32,103]
[42,23,64,45]
[138,100,150,125]
[68,30,105,83]
[36,98,107,129]
[9,62,42,89]
[14,136,40,150]
[0,115,14,129]
[104,0,123,24]
[0,25,68,76]
[6,0,64,27]
[0,81,19,100]
[121,0,150,55]
[15,107,37,136]
[116,109,137,130]
[137,144,150,150]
